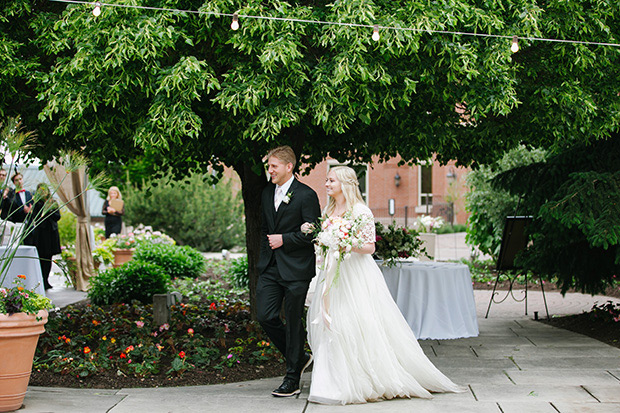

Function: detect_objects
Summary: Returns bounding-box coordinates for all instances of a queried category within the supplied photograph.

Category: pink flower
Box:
[135,321,145,328]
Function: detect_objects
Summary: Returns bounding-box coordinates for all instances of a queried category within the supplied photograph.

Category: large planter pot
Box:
[418,233,437,261]
[0,310,48,412]
[113,248,134,267]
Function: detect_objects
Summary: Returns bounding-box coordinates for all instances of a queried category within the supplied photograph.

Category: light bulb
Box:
[93,2,101,17]
[511,35,519,53]
[231,13,239,31]
[372,25,380,42]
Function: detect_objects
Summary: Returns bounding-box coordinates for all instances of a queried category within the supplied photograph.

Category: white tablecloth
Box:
[0,246,46,297]
[380,261,478,340]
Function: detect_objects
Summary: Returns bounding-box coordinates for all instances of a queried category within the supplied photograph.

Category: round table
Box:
[379,261,479,340]
[0,245,46,297]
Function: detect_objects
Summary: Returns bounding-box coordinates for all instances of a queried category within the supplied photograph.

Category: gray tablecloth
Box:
[0,245,46,297]
[380,261,479,340]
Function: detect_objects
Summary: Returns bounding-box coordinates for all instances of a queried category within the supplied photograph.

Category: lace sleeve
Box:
[354,204,376,244]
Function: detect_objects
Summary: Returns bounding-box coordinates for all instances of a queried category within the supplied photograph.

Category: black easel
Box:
[485,215,550,319]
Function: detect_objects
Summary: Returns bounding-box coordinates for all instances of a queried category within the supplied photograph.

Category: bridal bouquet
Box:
[315,212,372,285]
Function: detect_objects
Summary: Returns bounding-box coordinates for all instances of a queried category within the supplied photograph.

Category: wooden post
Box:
[153,294,169,326]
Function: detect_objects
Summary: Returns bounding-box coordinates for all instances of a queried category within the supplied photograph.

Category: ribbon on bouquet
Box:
[311,248,339,330]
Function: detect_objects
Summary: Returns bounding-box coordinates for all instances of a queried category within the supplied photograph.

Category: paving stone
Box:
[583,385,620,403]
[23,387,123,413]
[470,384,597,403]
[497,401,558,413]
[506,370,620,386]
[552,402,620,413]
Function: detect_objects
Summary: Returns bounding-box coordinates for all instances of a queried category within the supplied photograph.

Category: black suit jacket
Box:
[257,178,321,282]
[7,189,33,223]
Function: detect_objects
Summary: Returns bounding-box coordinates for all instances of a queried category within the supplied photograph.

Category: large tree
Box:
[2,0,619,311]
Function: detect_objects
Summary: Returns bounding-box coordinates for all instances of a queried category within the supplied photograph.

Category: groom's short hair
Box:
[266,146,296,168]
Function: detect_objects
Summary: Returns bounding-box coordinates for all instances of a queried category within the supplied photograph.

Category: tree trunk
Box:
[235,162,267,321]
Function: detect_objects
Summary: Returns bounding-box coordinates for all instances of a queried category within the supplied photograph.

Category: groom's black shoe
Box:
[300,353,313,376]
[272,378,300,397]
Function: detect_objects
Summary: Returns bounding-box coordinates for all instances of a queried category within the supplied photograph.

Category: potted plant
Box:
[0,275,53,412]
[110,233,138,267]
[374,222,426,267]
[412,215,445,261]
[92,239,115,270]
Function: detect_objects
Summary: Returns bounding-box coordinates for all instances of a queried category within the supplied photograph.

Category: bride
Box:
[303,166,464,405]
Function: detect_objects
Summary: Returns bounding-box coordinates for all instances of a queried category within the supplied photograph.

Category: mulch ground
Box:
[30,361,286,389]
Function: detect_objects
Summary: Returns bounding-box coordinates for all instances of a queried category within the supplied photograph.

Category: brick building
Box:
[297,155,470,227]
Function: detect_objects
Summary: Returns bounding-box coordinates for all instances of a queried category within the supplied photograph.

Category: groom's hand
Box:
[267,234,283,249]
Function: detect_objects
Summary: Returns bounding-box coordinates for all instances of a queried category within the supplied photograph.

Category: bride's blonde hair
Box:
[325,166,365,217]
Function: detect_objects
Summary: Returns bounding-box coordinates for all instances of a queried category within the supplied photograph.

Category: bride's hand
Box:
[301,222,315,234]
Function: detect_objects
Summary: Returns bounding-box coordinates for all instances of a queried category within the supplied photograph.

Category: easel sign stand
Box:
[485,216,550,320]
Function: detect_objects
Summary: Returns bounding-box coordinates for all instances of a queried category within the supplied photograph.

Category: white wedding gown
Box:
[307,203,464,405]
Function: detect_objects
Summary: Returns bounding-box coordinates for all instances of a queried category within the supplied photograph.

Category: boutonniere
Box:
[282,191,293,204]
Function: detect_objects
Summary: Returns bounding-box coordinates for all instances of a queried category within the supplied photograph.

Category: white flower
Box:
[282,191,293,204]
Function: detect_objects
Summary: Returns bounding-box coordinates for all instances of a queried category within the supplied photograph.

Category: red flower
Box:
[179,351,186,359]
[209,303,217,311]
[120,353,127,359]
[17,274,26,279]
[84,347,91,354]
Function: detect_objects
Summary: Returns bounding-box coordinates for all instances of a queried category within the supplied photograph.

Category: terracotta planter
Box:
[113,248,134,267]
[0,310,48,412]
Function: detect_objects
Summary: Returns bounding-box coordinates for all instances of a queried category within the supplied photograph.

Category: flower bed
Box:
[31,269,285,388]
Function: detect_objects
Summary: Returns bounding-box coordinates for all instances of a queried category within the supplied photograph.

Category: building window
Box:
[416,164,432,214]
[327,161,369,203]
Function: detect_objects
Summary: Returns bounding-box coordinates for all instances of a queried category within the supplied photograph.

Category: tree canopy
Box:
[2,0,620,309]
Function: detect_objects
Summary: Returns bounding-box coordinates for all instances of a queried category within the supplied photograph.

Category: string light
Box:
[49,0,620,49]
[231,13,239,31]
[372,25,380,42]
[511,35,519,53]
[92,1,101,17]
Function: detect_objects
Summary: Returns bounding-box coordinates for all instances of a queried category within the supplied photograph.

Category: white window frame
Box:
[415,161,433,214]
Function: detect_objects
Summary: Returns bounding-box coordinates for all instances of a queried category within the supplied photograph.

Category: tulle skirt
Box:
[307,253,464,405]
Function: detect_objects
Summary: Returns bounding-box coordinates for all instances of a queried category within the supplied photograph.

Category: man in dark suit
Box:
[257,145,321,397]
[7,172,33,223]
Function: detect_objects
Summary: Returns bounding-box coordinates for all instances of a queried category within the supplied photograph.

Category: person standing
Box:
[6,172,33,223]
[102,186,125,238]
[0,168,11,220]
[256,145,321,397]
[304,166,464,405]
[30,183,61,290]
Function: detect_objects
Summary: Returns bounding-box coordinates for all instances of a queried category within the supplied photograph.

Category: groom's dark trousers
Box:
[256,178,320,382]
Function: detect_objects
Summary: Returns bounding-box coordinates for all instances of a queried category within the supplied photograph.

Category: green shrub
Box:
[465,145,546,260]
[88,261,170,305]
[123,171,245,251]
[226,256,249,290]
[58,208,76,246]
[435,224,468,234]
[133,242,206,279]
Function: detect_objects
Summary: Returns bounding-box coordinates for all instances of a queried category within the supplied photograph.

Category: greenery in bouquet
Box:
[374,222,426,267]
[413,214,445,233]
[0,275,54,315]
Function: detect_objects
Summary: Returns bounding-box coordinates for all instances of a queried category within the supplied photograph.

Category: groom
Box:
[257,145,321,397]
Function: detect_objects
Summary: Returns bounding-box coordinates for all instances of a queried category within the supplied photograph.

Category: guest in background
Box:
[102,186,125,238]
[30,183,61,290]
[6,172,33,223]
[0,168,12,220]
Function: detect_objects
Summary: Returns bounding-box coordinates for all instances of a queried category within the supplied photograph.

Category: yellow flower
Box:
[102,336,107,341]
[111,338,116,344]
